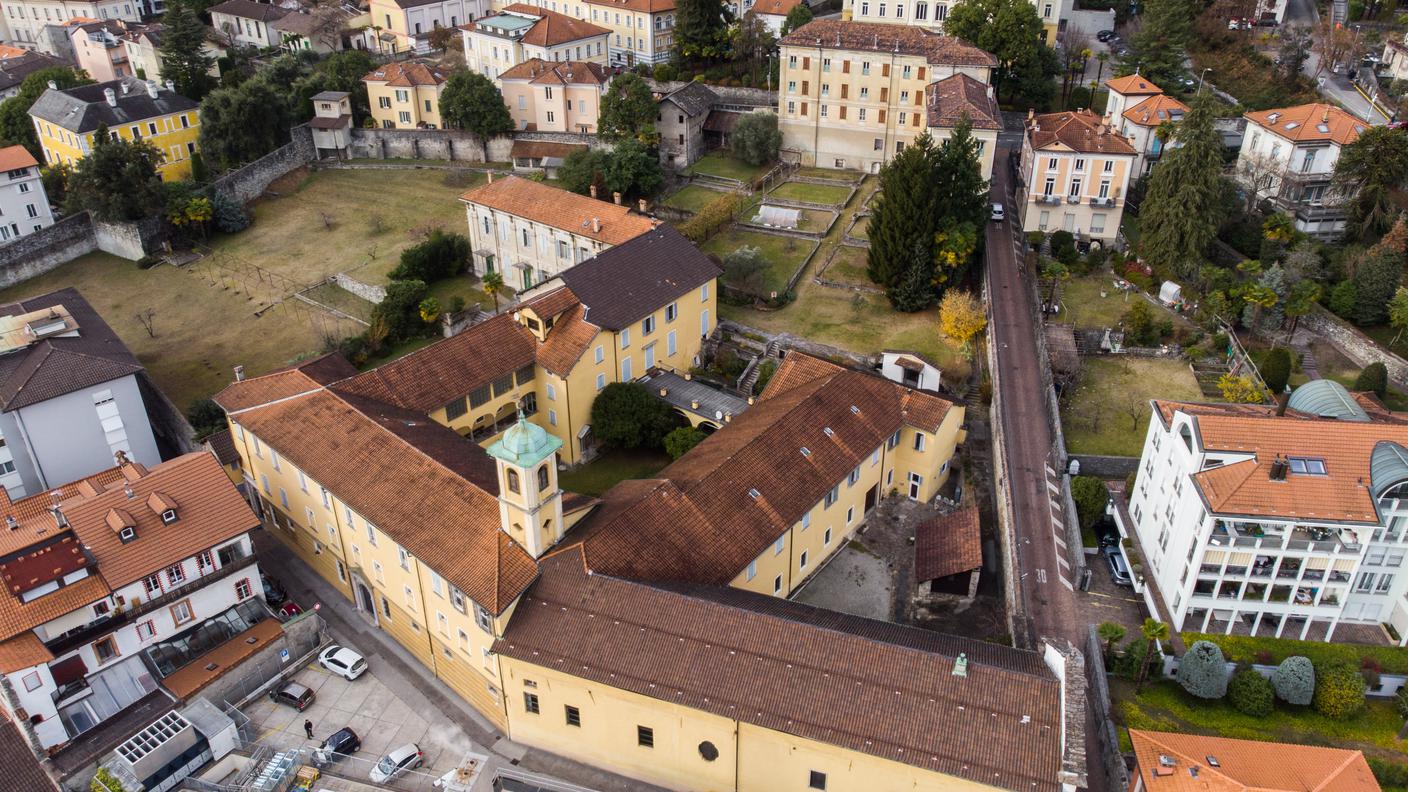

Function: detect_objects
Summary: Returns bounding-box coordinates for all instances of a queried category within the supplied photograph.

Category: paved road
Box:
[1281,0,1392,124]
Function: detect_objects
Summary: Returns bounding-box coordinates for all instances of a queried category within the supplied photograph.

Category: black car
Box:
[1096,29,1115,41]
[262,574,286,606]
[315,727,360,766]
[269,681,315,711]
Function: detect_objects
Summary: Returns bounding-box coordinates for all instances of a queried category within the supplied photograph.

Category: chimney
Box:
[47,80,57,90]
[145,80,158,98]
[104,87,117,107]
[592,217,601,233]
[612,191,622,205]
[1275,391,1289,417]
[123,482,135,499]
[233,365,245,382]
[638,198,648,213]
[589,184,598,199]
[4,516,15,531]
[952,652,968,677]
[1322,107,1330,123]
[1027,107,1035,122]
[164,79,174,93]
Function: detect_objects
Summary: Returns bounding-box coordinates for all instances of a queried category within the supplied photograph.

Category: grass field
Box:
[664,184,732,214]
[818,246,873,289]
[688,152,768,183]
[747,205,833,234]
[559,449,672,496]
[1056,276,1188,330]
[794,166,863,183]
[768,181,852,206]
[701,228,813,296]
[1063,357,1204,457]
[848,215,870,240]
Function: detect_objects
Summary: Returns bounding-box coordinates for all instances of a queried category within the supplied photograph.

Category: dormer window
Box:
[161,509,178,524]
[119,526,136,543]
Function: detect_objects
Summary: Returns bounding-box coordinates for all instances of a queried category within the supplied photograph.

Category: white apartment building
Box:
[842,0,1069,42]
[0,453,265,752]
[1105,73,1187,177]
[208,0,288,48]
[0,145,53,242]
[1235,102,1367,240]
[463,3,608,80]
[2,0,139,51]
[1125,380,1408,646]
[460,174,656,288]
[1016,108,1135,244]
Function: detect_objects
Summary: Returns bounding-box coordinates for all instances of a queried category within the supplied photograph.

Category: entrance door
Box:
[864,484,878,514]
[356,583,374,613]
[908,472,923,500]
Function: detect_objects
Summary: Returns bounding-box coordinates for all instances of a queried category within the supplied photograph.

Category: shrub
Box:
[388,230,469,283]
[1328,279,1356,318]
[589,381,680,450]
[1355,362,1388,398]
[653,63,679,81]
[663,426,706,459]
[1396,685,1408,719]
[1368,758,1408,790]
[208,189,249,233]
[1270,655,1315,705]
[91,768,128,792]
[722,245,769,293]
[729,112,782,167]
[752,358,778,395]
[1261,347,1292,395]
[1070,476,1108,531]
[1312,662,1367,719]
[371,279,429,342]
[1115,637,1151,681]
[679,192,745,243]
[1227,666,1274,716]
[1177,640,1229,699]
[186,398,227,441]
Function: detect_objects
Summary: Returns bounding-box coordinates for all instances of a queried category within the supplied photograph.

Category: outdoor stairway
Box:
[1190,359,1229,398]
[737,339,783,395]
[1295,344,1322,381]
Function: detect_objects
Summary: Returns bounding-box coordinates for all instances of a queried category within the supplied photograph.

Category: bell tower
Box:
[485,407,564,558]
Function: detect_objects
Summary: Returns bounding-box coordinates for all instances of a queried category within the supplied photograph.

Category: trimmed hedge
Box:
[1272,656,1315,706]
[1183,632,1408,675]
[1227,667,1274,717]
[1313,662,1368,720]
[1178,640,1229,699]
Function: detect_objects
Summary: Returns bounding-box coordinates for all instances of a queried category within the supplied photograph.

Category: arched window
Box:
[507,469,520,494]
[915,1,927,19]
[1179,424,1194,454]
[538,464,550,492]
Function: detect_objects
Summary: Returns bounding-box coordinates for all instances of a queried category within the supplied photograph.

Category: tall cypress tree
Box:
[1118,0,1190,87]
[675,0,727,61]
[867,134,938,289]
[160,3,216,100]
[1139,93,1224,282]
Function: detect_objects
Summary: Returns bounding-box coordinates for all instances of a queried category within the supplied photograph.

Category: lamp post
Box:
[1198,68,1212,94]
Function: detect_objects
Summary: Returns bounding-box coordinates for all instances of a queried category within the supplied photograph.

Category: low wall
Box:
[1072,454,1139,479]
[1300,306,1408,390]
[93,215,164,260]
[212,124,317,205]
[1160,653,1408,699]
[347,128,515,162]
[332,273,386,303]
[0,214,98,286]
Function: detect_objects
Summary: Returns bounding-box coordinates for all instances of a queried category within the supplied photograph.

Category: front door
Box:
[908,472,923,500]
[864,484,878,513]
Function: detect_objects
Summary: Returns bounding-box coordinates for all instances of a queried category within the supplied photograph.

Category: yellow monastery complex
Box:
[215,224,1080,792]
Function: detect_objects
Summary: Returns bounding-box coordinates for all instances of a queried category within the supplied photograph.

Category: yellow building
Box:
[501,0,676,67]
[28,76,200,181]
[364,60,448,129]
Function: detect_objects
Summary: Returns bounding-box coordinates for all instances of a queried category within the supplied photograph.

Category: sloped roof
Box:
[926,72,1001,130]
[1027,109,1137,155]
[0,288,144,411]
[460,175,655,245]
[0,145,38,172]
[557,225,720,330]
[1129,729,1379,791]
[213,353,359,413]
[499,58,608,86]
[1122,94,1189,127]
[780,19,997,68]
[1244,103,1367,146]
[208,0,289,21]
[563,354,958,585]
[0,631,52,673]
[581,0,675,13]
[499,3,609,45]
[499,547,1062,792]
[1104,73,1163,96]
[914,507,982,580]
[661,80,717,117]
[752,0,804,15]
[0,50,65,94]
[0,718,57,790]
[363,61,447,87]
[28,77,198,134]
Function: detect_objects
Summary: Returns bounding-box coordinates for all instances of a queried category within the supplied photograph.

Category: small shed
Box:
[1158,280,1182,306]
[914,507,982,598]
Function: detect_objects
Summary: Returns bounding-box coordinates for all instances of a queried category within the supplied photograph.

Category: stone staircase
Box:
[737,338,783,395]
[1295,343,1322,381]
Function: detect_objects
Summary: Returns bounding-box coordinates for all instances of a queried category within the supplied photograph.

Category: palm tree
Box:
[1137,618,1169,692]
[482,270,505,314]
[1094,51,1110,90]
[1097,621,1127,662]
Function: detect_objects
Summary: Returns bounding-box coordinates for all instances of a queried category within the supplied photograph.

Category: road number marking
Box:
[1036,569,1047,584]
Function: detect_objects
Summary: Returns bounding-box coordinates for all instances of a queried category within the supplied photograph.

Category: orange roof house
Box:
[1128,730,1380,791]
[1244,103,1368,146]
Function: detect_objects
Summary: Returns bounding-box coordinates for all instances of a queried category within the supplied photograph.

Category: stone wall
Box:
[347,128,515,162]
[1071,454,1140,479]
[332,273,387,303]
[0,214,98,287]
[93,215,164,260]
[1300,306,1408,390]
[211,125,317,206]
[647,79,776,109]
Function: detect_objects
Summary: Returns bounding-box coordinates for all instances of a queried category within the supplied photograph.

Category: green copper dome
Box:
[487,409,562,468]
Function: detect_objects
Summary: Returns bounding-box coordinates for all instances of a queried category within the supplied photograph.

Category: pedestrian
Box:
[303,719,314,740]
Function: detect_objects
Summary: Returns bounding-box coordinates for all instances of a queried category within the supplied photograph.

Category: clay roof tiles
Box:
[926,73,1002,130]
[1104,73,1163,95]
[1027,109,1137,155]
[0,631,53,673]
[751,0,804,14]
[500,3,610,45]
[460,175,655,246]
[363,61,447,87]
[499,58,609,86]
[0,718,57,790]
[0,145,38,172]
[780,19,997,67]
[580,0,675,13]
[214,352,359,413]
[0,288,144,411]
[1244,103,1367,146]
[1129,729,1379,792]
[1123,94,1189,128]
[914,506,982,581]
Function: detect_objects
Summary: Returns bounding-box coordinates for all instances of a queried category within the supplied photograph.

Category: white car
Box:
[370,742,423,784]
[318,644,368,680]
[990,203,1005,222]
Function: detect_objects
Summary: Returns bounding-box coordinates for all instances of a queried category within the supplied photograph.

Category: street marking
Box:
[1036,568,1047,584]
[1060,576,1074,591]
[1053,533,1067,548]
[1046,481,1059,494]
[1056,553,1070,569]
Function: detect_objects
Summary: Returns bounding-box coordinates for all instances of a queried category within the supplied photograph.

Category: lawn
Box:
[664,184,732,214]
[1062,357,1205,457]
[701,228,814,296]
[301,282,374,323]
[688,151,769,183]
[1113,678,1408,763]
[1181,632,1408,675]
[559,449,672,496]
[1056,276,1186,329]
[768,181,853,206]
[848,215,870,240]
[794,166,863,183]
[0,253,331,411]
[817,246,873,289]
[747,205,833,234]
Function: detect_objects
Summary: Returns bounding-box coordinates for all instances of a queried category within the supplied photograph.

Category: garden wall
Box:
[1159,654,1408,699]
[1071,454,1140,479]
[346,129,522,162]
[332,273,386,303]
[0,214,99,287]
[212,124,317,205]
[1300,306,1408,390]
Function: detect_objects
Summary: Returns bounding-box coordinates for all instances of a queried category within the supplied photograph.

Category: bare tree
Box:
[1234,150,1285,210]
[1120,389,1148,432]
[135,309,157,338]
[1311,17,1354,78]
[305,0,350,51]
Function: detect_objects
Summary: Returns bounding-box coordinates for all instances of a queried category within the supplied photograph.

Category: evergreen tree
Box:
[198,78,294,170]
[1139,93,1224,282]
[64,125,165,221]
[676,0,727,60]
[1334,125,1408,240]
[598,73,658,144]
[1118,0,1190,88]
[889,242,938,312]
[780,3,813,36]
[160,3,216,101]
[946,0,1050,103]
[730,112,781,166]
[867,135,937,288]
[440,71,514,140]
[1352,220,1408,325]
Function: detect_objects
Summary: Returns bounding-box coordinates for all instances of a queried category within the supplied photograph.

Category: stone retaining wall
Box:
[212,124,317,205]
[0,214,99,287]
[1300,306,1408,389]
[347,128,515,162]
[1071,454,1140,479]
[332,273,387,303]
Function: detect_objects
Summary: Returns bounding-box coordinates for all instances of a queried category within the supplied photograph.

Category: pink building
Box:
[70,20,133,82]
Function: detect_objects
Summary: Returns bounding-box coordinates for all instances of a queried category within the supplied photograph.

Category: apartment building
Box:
[0,289,168,499]
[747,0,804,36]
[1235,102,1366,241]
[1126,380,1408,645]
[208,0,287,47]
[1016,108,1135,244]
[461,174,655,285]
[842,0,1069,42]
[1104,73,1187,177]
[501,0,676,67]
[0,453,263,753]
[1129,730,1380,791]
[368,0,486,53]
[1,0,138,52]
[364,60,447,128]
[777,19,997,174]
[28,77,200,180]
[498,58,609,132]
[926,72,1001,178]
[69,18,130,81]
[0,47,65,99]
[0,144,54,243]
[464,3,608,79]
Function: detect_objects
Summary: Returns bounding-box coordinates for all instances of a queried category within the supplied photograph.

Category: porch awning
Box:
[50,653,88,686]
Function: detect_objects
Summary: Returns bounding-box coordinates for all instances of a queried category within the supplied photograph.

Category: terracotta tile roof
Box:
[0,573,108,641]
[532,302,599,375]
[0,631,52,673]
[0,288,144,411]
[0,145,37,172]
[1244,103,1367,146]
[499,547,1062,791]
[926,73,1001,130]
[0,717,56,790]
[363,61,447,87]
[213,353,358,413]
[1129,730,1379,792]
[1027,110,1137,155]
[557,226,720,330]
[1104,73,1163,95]
[914,507,981,580]
[1123,94,1189,127]
[780,20,997,68]
[460,175,655,246]
[0,45,25,59]
[752,0,804,15]
[564,354,959,584]
[499,4,610,45]
[205,428,240,467]
[581,0,675,13]
[499,58,608,86]
[232,388,536,613]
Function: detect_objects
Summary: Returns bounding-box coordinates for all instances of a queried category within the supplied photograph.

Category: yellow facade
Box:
[32,107,200,181]
[366,79,445,129]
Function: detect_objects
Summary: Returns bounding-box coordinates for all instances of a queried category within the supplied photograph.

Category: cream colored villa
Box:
[1016,108,1135,244]
[497,58,610,133]
[463,3,609,79]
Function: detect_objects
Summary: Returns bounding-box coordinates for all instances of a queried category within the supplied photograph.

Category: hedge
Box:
[1183,632,1408,675]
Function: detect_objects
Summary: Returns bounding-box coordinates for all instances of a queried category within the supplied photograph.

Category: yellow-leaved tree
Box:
[938,289,987,356]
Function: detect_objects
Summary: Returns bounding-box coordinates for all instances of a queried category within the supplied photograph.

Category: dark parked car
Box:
[1104,546,1132,587]
[262,575,286,606]
[314,727,360,766]
[269,681,315,711]
[1096,29,1115,41]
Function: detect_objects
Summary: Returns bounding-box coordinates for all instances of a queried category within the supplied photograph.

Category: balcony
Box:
[1225,566,1248,577]
[1200,563,1221,574]
[1037,194,1061,205]
[1066,195,1082,204]
[1301,569,1325,581]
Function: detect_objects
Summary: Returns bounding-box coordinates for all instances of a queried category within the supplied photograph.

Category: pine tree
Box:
[1352,220,1408,325]
[1139,93,1224,282]
[1119,0,1190,88]
[160,3,216,100]
[867,135,937,288]
[675,0,727,60]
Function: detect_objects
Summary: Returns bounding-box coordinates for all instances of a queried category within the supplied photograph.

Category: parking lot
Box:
[242,654,479,788]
